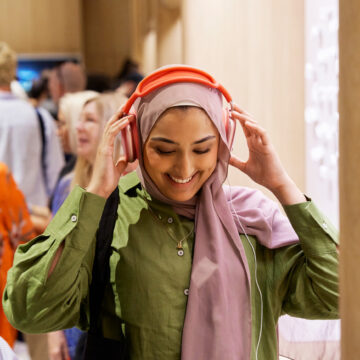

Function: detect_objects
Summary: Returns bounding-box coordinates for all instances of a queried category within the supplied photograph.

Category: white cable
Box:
[226,180,263,360]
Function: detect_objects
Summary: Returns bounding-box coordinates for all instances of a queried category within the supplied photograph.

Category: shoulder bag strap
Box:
[89,186,120,334]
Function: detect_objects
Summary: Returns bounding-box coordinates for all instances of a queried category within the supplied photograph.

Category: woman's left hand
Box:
[229,104,305,204]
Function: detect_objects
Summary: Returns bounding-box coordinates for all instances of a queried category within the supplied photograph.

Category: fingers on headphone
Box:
[230,107,256,129]
[104,116,129,147]
[239,120,251,138]
[234,114,254,138]
[244,121,269,146]
[231,103,253,118]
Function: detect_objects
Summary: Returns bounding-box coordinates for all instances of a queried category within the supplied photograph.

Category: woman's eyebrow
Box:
[192,135,216,144]
[150,135,216,145]
[150,137,179,144]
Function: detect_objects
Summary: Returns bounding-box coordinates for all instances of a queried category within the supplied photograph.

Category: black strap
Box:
[82,187,129,359]
[35,108,47,190]
[89,187,120,332]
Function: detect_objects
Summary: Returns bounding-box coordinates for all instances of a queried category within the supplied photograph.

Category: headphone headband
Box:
[123,65,232,114]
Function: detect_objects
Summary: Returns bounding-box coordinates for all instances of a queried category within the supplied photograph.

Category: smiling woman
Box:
[144,106,219,201]
[3,65,339,360]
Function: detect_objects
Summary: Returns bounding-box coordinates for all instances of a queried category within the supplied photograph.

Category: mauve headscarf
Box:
[133,82,298,360]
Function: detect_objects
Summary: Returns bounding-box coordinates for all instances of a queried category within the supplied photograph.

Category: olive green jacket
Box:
[3,172,339,359]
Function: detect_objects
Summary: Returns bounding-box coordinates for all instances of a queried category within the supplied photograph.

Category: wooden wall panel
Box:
[82,0,132,76]
[0,0,82,54]
[182,0,305,195]
[157,5,182,66]
[129,0,183,74]
[339,0,360,357]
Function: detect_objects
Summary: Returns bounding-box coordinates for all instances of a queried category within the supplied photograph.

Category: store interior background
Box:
[1,0,360,358]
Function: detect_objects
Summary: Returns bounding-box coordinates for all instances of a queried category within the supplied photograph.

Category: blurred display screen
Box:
[16,55,80,92]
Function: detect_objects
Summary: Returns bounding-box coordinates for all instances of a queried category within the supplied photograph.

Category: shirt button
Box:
[177,249,184,257]
[184,288,189,296]
[71,215,77,222]
[322,222,328,230]
[167,217,174,224]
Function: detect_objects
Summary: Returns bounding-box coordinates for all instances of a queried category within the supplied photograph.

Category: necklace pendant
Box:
[177,248,184,257]
[177,241,184,257]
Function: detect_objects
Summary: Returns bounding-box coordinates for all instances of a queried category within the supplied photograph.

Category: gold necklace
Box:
[143,196,194,257]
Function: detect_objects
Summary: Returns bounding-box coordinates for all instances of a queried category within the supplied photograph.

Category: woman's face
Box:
[56,110,71,154]
[76,101,102,163]
[143,107,219,202]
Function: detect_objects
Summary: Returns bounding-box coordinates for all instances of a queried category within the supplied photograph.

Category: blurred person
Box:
[113,58,143,98]
[3,65,338,360]
[0,163,34,348]
[0,336,19,360]
[0,42,64,209]
[48,91,135,360]
[10,79,28,101]
[51,91,99,214]
[31,91,99,236]
[28,74,50,108]
[0,43,62,359]
[115,71,144,98]
[48,62,87,110]
[115,58,140,80]
[71,92,134,189]
[86,73,112,93]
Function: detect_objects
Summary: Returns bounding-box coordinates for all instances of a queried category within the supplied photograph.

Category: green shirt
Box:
[3,172,339,360]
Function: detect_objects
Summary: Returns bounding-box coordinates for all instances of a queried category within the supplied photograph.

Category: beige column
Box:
[339,0,360,358]
[157,2,183,66]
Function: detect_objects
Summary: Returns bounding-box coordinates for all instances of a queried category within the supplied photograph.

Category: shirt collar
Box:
[118,171,141,193]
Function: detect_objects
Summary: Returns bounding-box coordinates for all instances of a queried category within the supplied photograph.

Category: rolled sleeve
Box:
[3,186,106,333]
[278,199,339,319]
[284,199,339,254]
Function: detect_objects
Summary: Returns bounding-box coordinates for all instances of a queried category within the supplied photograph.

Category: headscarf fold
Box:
[133,82,298,360]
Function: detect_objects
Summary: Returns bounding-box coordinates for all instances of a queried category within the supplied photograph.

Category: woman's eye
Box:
[156,148,175,155]
[194,149,210,154]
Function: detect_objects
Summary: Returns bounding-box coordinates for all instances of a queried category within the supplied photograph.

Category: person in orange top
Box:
[0,162,34,347]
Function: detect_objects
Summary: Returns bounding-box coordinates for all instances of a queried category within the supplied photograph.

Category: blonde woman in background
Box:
[51,91,99,214]
[48,91,136,360]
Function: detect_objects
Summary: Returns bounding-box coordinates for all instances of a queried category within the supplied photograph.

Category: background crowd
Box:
[0,41,142,360]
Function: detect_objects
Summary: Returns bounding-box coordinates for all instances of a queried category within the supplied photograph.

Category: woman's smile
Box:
[166,172,198,185]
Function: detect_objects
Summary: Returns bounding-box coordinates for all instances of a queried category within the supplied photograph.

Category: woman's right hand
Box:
[86,108,135,198]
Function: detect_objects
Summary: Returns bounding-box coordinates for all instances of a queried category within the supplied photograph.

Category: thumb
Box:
[229,154,247,172]
[115,156,128,176]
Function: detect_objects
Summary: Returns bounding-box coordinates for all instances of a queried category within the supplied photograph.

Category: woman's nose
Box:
[176,153,194,178]
[76,120,84,132]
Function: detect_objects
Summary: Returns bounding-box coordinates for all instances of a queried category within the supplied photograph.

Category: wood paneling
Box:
[0,0,82,54]
[182,0,305,195]
[339,0,360,357]
[82,0,132,75]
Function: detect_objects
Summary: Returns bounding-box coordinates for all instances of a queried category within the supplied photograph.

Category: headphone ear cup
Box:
[129,117,140,161]
[119,113,140,163]
[124,124,134,162]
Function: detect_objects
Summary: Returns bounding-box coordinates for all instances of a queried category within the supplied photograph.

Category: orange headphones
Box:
[119,65,236,162]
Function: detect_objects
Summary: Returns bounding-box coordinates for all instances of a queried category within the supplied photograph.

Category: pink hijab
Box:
[133,82,298,359]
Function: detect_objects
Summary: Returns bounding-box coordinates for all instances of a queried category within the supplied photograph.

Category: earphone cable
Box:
[226,179,263,360]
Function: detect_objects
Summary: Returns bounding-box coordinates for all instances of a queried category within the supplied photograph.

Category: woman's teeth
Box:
[169,175,193,184]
